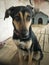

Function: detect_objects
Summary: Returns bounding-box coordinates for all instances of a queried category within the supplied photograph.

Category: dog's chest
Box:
[14,39,32,50]
[14,39,32,57]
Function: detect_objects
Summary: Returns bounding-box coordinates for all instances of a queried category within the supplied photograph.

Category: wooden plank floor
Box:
[0,38,17,64]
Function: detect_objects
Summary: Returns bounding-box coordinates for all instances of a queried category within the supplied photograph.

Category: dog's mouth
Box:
[20,33,29,39]
[20,32,29,39]
[14,30,29,39]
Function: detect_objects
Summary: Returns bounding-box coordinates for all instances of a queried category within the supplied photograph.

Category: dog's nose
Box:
[21,29,27,35]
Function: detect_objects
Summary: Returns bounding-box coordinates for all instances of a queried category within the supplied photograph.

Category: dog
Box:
[4,5,43,65]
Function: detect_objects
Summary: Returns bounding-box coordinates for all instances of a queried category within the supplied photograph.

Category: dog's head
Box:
[4,5,34,39]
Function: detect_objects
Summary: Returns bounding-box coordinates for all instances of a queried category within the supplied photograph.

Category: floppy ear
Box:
[26,5,35,16]
[26,5,33,10]
[4,6,15,20]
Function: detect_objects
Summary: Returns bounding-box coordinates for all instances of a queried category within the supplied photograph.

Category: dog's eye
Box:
[26,15,30,21]
[15,16,21,21]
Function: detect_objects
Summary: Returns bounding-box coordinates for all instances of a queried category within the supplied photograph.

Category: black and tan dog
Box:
[4,5,43,65]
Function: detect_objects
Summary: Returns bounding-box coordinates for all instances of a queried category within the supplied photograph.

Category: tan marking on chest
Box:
[14,39,32,50]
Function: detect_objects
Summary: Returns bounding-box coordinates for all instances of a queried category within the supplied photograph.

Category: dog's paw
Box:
[33,51,43,61]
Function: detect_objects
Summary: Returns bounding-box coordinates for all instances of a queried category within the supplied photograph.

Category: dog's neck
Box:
[13,26,32,42]
[13,26,33,52]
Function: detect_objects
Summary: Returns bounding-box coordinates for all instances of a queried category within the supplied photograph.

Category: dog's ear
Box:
[4,6,15,20]
[26,5,33,11]
[26,5,35,15]
[26,5,33,9]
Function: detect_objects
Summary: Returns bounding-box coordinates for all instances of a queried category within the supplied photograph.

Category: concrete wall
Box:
[34,12,48,25]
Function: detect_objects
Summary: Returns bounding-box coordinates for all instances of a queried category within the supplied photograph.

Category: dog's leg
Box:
[18,50,23,65]
[28,51,33,65]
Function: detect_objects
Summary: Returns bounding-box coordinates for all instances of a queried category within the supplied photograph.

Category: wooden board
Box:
[0,38,17,64]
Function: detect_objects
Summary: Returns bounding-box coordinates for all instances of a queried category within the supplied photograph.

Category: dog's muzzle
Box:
[20,29,29,39]
[14,29,29,39]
